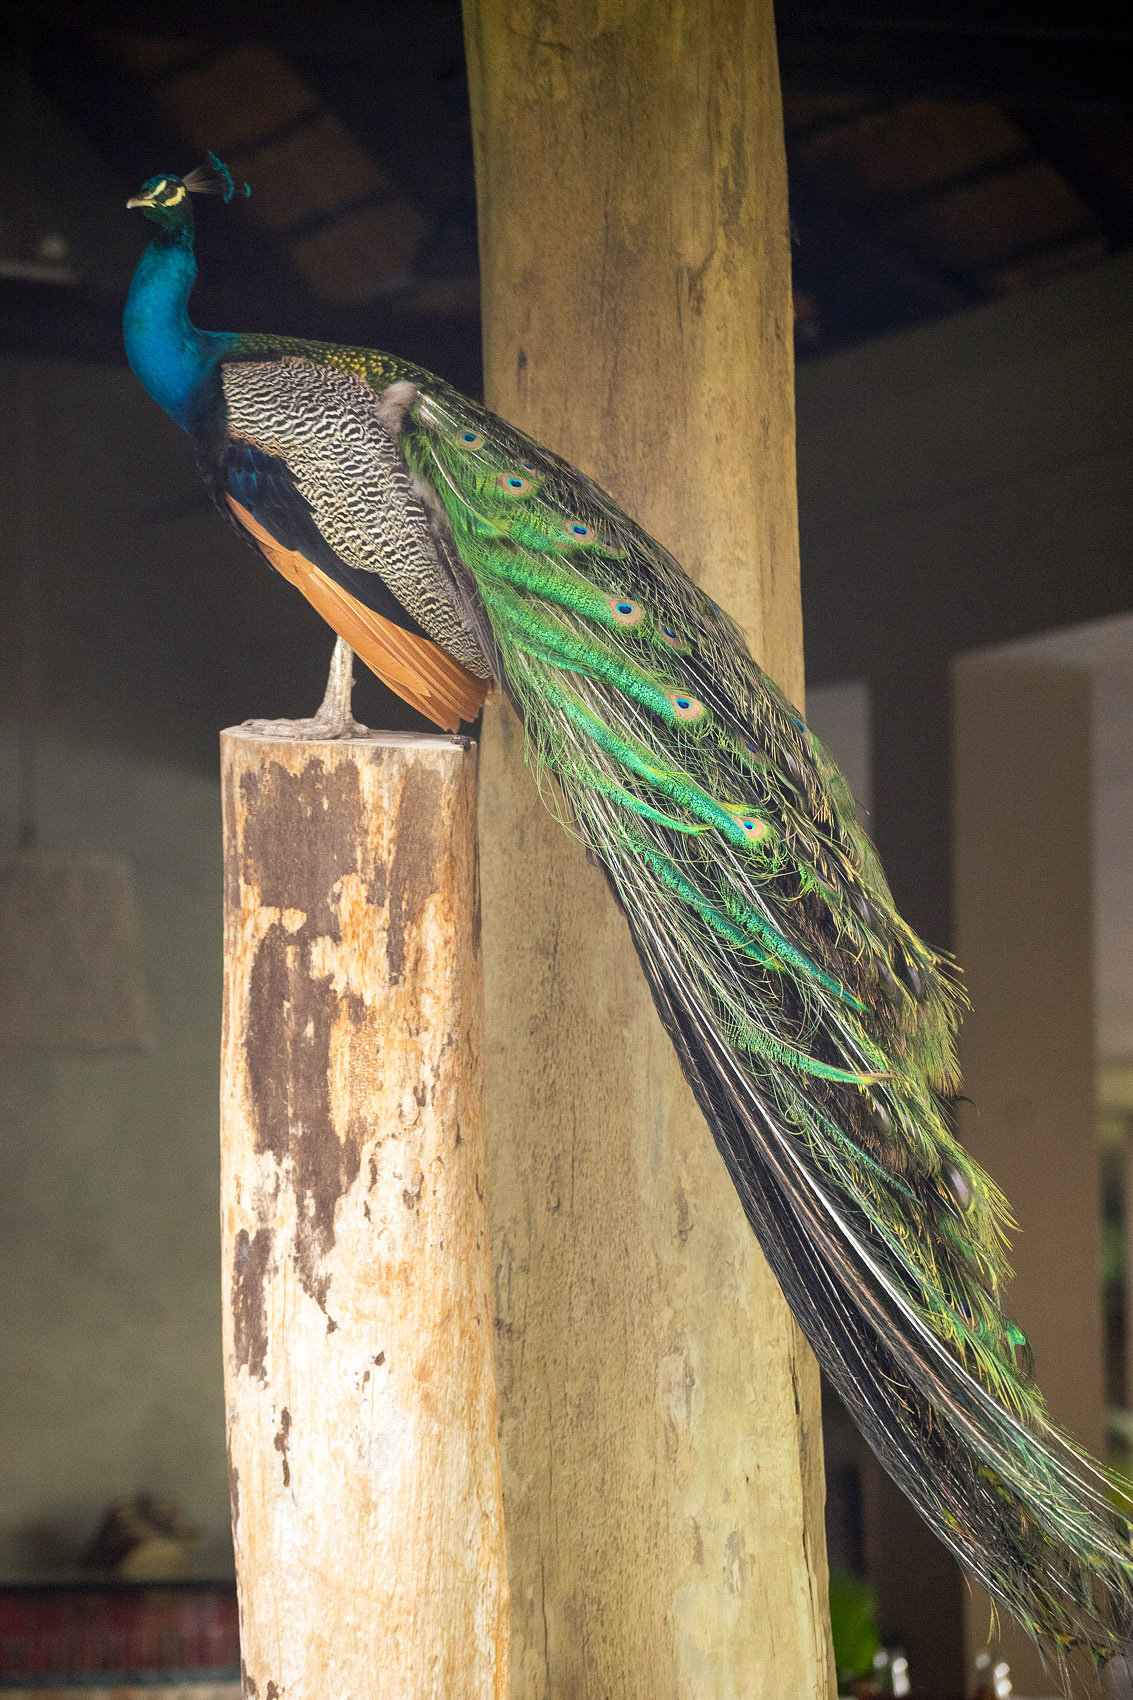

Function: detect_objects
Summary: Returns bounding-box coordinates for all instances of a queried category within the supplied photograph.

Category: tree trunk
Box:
[219,729,508,1700]
[463,2,835,1694]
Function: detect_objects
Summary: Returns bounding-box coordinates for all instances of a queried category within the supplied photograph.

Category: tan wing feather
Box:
[228,497,490,732]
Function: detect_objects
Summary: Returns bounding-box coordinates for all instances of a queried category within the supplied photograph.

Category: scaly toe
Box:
[240,713,373,741]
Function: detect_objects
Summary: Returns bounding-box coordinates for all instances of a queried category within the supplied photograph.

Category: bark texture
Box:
[464,2,835,1694]
[219,729,507,1700]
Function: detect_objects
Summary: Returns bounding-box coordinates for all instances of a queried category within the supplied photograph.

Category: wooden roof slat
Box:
[802,100,1030,198]
[902,158,1099,269]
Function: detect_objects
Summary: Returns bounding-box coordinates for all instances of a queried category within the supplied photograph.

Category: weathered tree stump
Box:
[219,729,507,1700]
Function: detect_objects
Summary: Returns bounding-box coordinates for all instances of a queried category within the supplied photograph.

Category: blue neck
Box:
[124,226,235,431]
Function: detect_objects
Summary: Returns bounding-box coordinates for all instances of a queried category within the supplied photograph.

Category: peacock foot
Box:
[242,635,371,740]
[240,709,372,740]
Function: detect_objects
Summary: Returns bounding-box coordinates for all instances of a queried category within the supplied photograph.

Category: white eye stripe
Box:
[167,185,186,204]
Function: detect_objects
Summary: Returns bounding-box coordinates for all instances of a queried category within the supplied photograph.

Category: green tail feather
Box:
[394,374,1133,1679]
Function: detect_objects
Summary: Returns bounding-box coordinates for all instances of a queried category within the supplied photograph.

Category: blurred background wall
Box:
[0,726,229,1578]
[796,250,1133,1695]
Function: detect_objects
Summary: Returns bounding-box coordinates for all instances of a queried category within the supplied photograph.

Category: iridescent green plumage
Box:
[396,379,1133,1679]
[125,163,1133,1685]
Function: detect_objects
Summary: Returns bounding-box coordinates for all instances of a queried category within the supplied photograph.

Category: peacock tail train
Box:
[389,375,1133,1678]
[123,163,1133,1684]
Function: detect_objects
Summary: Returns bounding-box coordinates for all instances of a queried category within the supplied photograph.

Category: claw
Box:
[242,636,370,740]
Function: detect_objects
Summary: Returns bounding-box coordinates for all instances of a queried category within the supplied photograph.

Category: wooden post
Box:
[219,729,508,1700]
[464,3,835,1696]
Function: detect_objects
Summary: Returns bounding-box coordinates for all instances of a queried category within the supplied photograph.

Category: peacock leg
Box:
[243,635,371,739]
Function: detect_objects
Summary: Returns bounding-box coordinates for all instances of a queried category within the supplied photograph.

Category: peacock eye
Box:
[731,812,769,842]
[605,596,644,626]
[667,692,706,723]
[944,1163,973,1210]
[455,429,484,450]
[564,520,595,542]
[497,472,531,495]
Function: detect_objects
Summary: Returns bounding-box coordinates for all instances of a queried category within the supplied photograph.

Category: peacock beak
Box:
[126,194,154,209]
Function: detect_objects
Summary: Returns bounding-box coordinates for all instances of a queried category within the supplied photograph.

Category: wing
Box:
[203,355,492,732]
[388,375,1133,1668]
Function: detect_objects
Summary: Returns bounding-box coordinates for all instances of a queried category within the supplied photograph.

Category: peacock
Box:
[125,156,1133,1679]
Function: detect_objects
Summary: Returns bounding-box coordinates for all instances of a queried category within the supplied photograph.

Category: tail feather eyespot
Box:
[944,1162,974,1211]
[667,691,706,722]
[731,811,770,843]
[455,428,483,450]
[497,472,533,495]
[606,596,645,626]
[868,1095,894,1137]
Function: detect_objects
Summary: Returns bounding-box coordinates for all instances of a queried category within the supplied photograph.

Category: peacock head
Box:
[127,173,193,230]
[127,155,249,229]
